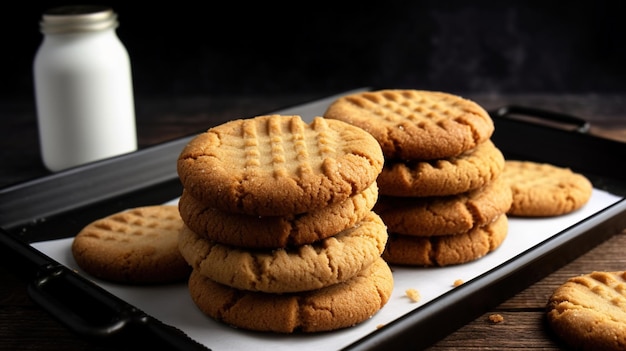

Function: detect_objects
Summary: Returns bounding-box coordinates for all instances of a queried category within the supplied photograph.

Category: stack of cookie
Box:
[176,114,394,333]
[324,89,511,266]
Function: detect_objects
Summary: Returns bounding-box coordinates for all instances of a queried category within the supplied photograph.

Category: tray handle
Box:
[26,262,210,349]
[1,188,208,349]
[491,105,591,133]
[27,263,141,338]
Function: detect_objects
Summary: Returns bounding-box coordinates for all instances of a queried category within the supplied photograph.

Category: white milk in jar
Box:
[33,5,137,171]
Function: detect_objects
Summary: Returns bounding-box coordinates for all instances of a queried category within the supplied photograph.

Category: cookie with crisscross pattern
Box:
[501,160,592,217]
[547,271,626,351]
[71,205,190,284]
[323,89,494,160]
[177,115,384,216]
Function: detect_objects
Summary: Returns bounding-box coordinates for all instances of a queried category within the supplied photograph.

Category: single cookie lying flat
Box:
[323,89,494,160]
[501,160,593,217]
[71,205,190,284]
[177,115,384,216]
[187,257,394,333]
[547,271,626,351]
[178,211,388,293]
[178,182,378,248]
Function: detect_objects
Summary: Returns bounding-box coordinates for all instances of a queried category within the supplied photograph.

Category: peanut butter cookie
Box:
[501,160,593,217]
[178,182,378,248]
[377,140,505,197]
[177,115,384,216]
[71,205,190,284]
[178,211,388,293]
[547,271,626,351]
[375,176,511,236]
[187,257,393,333]
[323,89,494,160]
[382,214,508,266]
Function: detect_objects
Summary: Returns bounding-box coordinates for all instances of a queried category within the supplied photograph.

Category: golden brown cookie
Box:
[187,257,394,333]
[177,115,384,216]
[323,89,494,160]
[376,139,505,197]
[178,182,378,249]
[546,271,626,351]
[501,160,593,217]
[382,214,508,266]
[71,205,190,284]
[178,211,388,293]
[375,176,511,236]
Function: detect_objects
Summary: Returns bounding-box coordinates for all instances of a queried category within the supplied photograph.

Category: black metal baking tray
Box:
[1,89,626,350]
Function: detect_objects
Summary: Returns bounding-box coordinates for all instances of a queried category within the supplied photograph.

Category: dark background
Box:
[3,0,625,102]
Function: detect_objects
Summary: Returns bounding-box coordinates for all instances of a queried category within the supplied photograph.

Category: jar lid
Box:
[40,5,119,34]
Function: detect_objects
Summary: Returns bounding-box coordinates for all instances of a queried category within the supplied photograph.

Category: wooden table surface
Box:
[1,91,625,350]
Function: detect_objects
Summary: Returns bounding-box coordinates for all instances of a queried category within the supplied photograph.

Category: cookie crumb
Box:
[376,324,385,329]
[405,288,421,302]
[453,279,464,287]
[488,314,504,324]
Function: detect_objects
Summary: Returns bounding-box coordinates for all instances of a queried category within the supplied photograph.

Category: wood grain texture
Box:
[427,230,626,351]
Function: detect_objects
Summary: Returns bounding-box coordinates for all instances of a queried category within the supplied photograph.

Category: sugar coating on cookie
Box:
[178,211,388,293]
[187,257,394,333]
[382,214,508,266]
[177,115,384,216]
[178,182,378,248]
[71,205,190,284]
[323,89,494,160]
[547,271,626,351]
[375,175,511,236]
[377,140,505,197]
[501,160,593,217]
